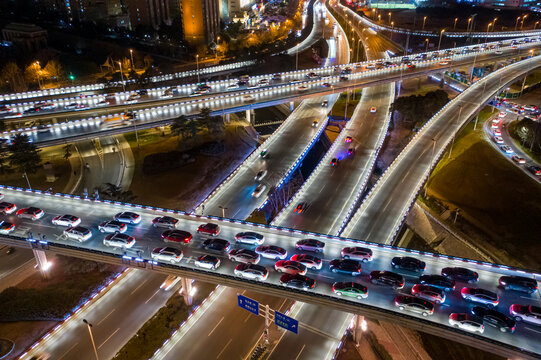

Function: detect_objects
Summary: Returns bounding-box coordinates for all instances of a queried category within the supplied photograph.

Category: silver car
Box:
[151,247,183,263]
[510,304,541,326]
[235,232,264,245]
[448,313,485,333]
[64,226,92,242]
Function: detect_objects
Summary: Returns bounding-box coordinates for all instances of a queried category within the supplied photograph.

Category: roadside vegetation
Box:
[423,107,541,270]
[0,255,121,321]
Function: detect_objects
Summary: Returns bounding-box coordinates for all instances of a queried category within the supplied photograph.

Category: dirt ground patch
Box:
[127,124,254,211]
[0,321,56,360]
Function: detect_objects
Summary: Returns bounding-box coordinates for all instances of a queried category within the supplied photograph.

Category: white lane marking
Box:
[295,344,306,360]
[145,289,160,304]
[129,278,148,295]
[208,316,225,336]
[57,342,79,360]
[524,327,541,334]
[243,313,251,323]
[98,327,120,349]
[96,308,116,326]
[216,338,233,359]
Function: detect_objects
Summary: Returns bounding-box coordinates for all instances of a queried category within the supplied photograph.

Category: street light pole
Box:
[448,106,463,159]
[422,16,427,31]
[425,38,429,52]
[485,22,492,44]
[437,29,445,52]
[296,43,299,72]
[515,17,520,31]
[83,319,99,360]
[117,62,125,92]
[453,18,458,30]
[35,61,42,90]
[23,171,31,189]
[219,206,227,218]
[196,54,200,84]
[129,49,134,71]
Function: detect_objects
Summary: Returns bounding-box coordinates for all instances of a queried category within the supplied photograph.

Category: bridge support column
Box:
[351,315,366,347]
[246,109,255,126]
[33,249,51,280]
[180,277,194,305]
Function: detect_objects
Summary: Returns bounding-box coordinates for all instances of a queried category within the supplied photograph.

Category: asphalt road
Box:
[3,186,541,357]
[4,39,533,147]
[22,269,173,360]
[342,55,541,246]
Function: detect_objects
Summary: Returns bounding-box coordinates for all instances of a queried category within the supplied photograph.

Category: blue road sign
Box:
[237,294,259,316]
[274,310,298,334]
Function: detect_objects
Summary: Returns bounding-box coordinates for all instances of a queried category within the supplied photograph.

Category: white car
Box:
[509,304,541,325]
[243,94,255,101]
[104,233,135,249]
[228,249,260,264]
[254,170,268,181]
[95,100,109,107]
[370,107,377,113]
[252,184,266,198]
[0,202,17,214]
[227,83,239,90]
[494,136,504,144]
[194,255,221,270]
[255,245,287,260]
[512,155,526,164]
[126,94,140,104]
[234,263,269,281]
[448,313,485,333]
[151,247,183,263]
[52,214,81,227]
[235,232,264,245]
[0,221,15,234]
[493,129,502,136]
[16,207,44,220]
[495,50,503,55]
[98,220,127,233]
[114,211,141,224]
[500,145,514,154]
[298,85,308,92]
[341,247,373,262]
[498,112,506,118]
[64,226,92,242]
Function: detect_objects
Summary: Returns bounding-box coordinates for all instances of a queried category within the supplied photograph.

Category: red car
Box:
[330,158,339,166]
[345,136,353,143]
[294,203,306,214]
[161,230,192,243]
[197,223,220,236]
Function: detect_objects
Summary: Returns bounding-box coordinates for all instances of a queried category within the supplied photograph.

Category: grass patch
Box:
[425,112,541,270]
[330,90,362,120]
[0,255,120,321]
[113,282,216,360]
[0,339,13,357]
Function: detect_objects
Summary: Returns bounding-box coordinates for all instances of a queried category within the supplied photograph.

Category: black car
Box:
[280,273,315,290]
[528,165,541,176]
[369,271,404,289]
[441,267,478,283]
[419,274,455,291]
[201,238,231,252]
[391,257,426,272]
[471,306,516,333]
[329,259,362,276]
[499,275,538,294]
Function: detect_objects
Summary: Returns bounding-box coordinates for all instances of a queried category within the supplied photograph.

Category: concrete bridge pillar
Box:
[246,109,255,126]
[351,315,367,347]
[290,101,294,112]
[181,277,194,305]
[32,249,51,280]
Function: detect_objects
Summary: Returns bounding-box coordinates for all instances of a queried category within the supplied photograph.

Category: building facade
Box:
[181,0,220,45]
[2,23,48,53]
[127,0,173,29]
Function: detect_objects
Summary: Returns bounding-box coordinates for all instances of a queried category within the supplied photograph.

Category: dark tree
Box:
[8,134,41,174]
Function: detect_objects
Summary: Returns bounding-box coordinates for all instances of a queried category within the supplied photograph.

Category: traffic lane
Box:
[2,189,541,345]
[277,84,390,234]
[17,48,532,146]
[160,287,291,360]
[268,303,351,360]
[203,96,336,219]
[342,58,541,243]
[24,270,170,360]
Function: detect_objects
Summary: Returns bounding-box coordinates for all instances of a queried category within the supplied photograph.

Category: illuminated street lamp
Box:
[437,29,445,51]
[515,16,521,31]
[467,17,472,32]
[453,17,458,30]
[129,49,134,71]
[34,61,42,89]
[535,21,540,30]
[493,18,497,31]
[196,54,200,83]
[391,22,394,40]
[388,12,391,26]
[425,38,429,52]
[485,22,492,43]
[117,61,125,92]
[422,16,427,31]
